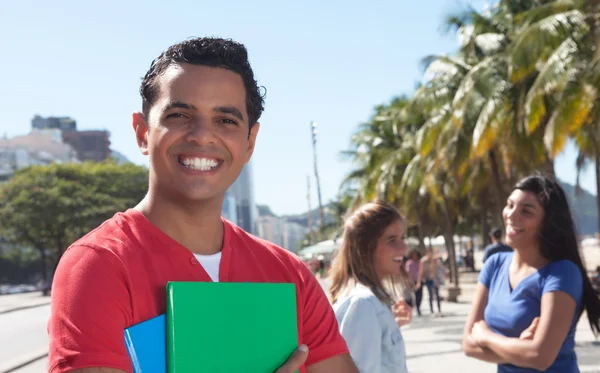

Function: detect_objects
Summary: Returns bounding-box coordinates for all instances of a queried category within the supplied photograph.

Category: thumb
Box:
[276,345,309,373]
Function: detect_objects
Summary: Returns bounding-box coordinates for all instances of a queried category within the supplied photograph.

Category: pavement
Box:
[0,292,50,315]
[401,281,600,373]
[2,272,599,372]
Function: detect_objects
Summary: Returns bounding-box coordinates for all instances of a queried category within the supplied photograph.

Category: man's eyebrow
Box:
[163,101,197,112]
[214,106,244,121]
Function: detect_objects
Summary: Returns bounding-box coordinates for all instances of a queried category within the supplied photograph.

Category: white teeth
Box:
[508,226,523,233]
[179,157,219,171]
[393,257,403,262]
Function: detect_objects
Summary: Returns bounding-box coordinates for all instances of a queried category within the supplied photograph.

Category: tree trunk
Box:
[596,153,600,236]
[441,191,459,287]
[544,150,556,177]
[417,220,426,254]
[37,246,48,284]
[480,192,491,247]
[487,150,506,227]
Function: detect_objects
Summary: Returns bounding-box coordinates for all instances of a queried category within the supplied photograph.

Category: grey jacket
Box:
[333,284,409,373]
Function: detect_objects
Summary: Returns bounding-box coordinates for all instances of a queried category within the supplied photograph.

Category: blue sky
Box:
[0,0,594,215]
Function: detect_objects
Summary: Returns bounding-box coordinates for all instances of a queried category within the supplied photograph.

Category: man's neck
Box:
[135,191,225,255]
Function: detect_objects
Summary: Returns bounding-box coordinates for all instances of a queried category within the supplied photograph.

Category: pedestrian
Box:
[417,248,443,316]
[482,227,513,263]
[47,37,359,373]
[463,173,600,372]
[329,201,412,373]
[405,249,423,316]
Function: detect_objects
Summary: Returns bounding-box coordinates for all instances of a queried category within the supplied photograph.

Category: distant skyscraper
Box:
[221,191,238,225]
[228,162,257,234]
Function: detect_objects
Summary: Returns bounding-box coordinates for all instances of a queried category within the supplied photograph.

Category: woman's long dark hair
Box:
[515,172,600,335]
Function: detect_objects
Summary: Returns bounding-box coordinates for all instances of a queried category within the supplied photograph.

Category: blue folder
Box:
[124,314,167,373]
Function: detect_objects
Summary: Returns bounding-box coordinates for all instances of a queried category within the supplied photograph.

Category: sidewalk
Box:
[403,279,600,373]
[0,292,51,314]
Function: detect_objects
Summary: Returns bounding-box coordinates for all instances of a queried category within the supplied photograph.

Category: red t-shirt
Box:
[48,209,348,372]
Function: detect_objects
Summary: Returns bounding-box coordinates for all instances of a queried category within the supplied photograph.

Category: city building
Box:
[282,220,308,251]
[221,191,238,225]
[0,130,80,182]
[227,162,258,234]
[257,215,285,247]
[31,115,112,162]
[31,115,77,132]
[62,130,111,162]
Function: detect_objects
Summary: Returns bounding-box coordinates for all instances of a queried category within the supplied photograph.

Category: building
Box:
[282,220,308,251]
[0,130,80,181]
[31,115,77,132]
[227,162,258,234]
[257,215,285,247]
[62,130,111,162]
[31,115,111,162]
[221,191,238,225]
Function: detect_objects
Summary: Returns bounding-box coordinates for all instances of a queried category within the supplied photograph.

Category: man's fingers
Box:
[275,345,308,373]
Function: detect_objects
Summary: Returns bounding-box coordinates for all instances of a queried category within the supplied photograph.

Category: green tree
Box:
[0,161,148,283]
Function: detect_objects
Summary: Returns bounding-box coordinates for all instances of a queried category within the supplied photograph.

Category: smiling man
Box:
[48,38,358,373]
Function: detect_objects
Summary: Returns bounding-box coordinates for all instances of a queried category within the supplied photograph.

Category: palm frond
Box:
[514,0,578,28]
[510,10,588,82]
[472,95,510,157]
[474,33,508,55]
[544,80,597,157]
[524,37,579,133]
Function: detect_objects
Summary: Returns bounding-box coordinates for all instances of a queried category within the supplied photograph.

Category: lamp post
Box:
[310,121,326,239]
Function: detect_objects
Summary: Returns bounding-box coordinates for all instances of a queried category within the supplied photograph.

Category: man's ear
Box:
[245,122,260,164]
[132,112,149,155]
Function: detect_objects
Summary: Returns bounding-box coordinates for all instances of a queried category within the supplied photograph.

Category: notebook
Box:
[124,314,167,373]
[166,282,299,373]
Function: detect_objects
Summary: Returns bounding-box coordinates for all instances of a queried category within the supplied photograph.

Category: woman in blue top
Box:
[463,173,600,372]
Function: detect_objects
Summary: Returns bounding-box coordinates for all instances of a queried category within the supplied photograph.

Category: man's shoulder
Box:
[68,209,139,256]
[484,242,500,250]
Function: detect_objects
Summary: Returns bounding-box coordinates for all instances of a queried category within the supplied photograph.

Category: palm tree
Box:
[514,0,600,233]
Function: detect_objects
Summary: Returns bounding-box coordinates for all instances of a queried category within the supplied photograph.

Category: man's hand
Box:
[392,300,413,327]
[519,317,540,340]
[276,345,309,373]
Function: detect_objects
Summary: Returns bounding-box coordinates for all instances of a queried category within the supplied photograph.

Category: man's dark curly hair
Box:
[140,37,265,127]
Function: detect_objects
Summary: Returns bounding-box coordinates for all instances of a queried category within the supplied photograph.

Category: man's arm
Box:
[293,259,359,372]
[69,369,128,373]
[307,354,360,373]
[48,245,133,373]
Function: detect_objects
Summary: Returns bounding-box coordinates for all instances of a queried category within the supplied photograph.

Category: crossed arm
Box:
[463,283,576,371]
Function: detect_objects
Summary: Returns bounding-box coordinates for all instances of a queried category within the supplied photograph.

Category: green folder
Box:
[166,282,299,373]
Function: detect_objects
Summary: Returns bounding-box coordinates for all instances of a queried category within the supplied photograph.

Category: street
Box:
[2,279,599,372]
[0,304,50,372]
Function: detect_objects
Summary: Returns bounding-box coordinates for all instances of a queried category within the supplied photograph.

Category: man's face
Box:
[133,63,259,203]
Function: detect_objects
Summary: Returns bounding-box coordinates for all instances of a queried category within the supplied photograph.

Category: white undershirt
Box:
[194,252,222,282]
